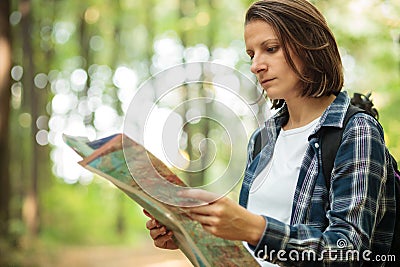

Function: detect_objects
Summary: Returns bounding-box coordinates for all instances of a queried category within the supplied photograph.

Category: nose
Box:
[250,56,267,74]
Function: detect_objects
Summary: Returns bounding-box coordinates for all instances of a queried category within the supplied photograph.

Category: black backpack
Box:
[252,93,400,263]
[318,97,400,264]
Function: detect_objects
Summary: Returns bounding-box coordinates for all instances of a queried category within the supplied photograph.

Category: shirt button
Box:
[315,143,320,149]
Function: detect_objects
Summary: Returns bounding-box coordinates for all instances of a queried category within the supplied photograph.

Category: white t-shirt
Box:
[244,117,320,266]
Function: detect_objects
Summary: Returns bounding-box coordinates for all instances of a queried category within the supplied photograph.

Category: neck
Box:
[283,95,336,130]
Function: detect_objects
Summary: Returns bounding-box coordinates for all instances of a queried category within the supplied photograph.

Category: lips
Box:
[261,78,276,86]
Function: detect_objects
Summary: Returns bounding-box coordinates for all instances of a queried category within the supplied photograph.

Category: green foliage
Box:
[7,0,400,256]
[39,177,148,245]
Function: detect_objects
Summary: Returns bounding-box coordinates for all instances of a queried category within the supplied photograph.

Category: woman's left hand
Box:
[180,189,266,246]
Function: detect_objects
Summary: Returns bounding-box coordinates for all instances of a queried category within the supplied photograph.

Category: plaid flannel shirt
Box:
[239,91,396,266]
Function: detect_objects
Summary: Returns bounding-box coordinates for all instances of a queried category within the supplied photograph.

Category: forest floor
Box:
[40,245,191,267]
[15,239,193,267]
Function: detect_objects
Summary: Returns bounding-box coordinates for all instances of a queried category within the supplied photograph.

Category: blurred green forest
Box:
[0,0,399,266]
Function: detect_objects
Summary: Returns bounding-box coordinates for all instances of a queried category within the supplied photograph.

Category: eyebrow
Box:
[246,38,280,53]
[260,39,279,46]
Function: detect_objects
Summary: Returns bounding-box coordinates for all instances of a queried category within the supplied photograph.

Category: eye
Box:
[266,46,279,53]
[246,52,254,61]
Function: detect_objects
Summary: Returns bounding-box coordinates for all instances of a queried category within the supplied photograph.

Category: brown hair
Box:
[245,0,344,109]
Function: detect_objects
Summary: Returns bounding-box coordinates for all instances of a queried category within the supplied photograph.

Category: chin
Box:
[264,90,278,100]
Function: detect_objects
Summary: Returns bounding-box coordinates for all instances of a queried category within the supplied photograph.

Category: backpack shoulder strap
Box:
[253,130,262,159]
[321,105,365,187]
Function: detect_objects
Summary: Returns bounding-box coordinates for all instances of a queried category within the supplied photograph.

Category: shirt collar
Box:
[317,91,350,129]
[265,91,350,134]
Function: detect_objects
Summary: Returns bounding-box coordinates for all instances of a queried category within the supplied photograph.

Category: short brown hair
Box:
[245,0,343,108]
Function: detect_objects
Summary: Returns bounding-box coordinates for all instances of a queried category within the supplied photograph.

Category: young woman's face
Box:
[244,20,304,102]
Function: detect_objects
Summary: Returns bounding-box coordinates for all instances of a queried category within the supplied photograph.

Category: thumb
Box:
[143,209,154,219]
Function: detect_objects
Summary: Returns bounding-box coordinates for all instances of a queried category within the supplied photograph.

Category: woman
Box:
[145,0,396,265]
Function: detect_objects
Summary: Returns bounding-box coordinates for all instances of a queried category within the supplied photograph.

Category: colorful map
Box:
[64,133,260,267]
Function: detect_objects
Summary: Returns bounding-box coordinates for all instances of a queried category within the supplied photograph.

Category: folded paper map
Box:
[63,133,260,267]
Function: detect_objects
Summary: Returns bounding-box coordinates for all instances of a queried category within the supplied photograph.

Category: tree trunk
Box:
[0,0,12,240]
[20,0,40,238]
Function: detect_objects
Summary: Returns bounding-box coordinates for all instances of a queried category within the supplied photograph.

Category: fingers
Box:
[144,213,178,250]
[187,204,215,216]
[179,189,221,204]
[146,221,177,250]
[145,218,160,230]
[186,197,227,217]
[153,231,174,248]
[145,219,171,241]
[188,212,217,226]
[155,232,179,250]
[149,225,168,239]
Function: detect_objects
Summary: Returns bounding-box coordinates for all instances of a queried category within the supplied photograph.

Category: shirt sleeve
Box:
[250,114,395,266]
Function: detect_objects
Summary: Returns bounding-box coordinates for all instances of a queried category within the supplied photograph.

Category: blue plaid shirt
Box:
[239,91,396,266]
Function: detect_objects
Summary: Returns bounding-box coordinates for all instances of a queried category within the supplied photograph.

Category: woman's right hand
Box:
[143,209,179,250]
